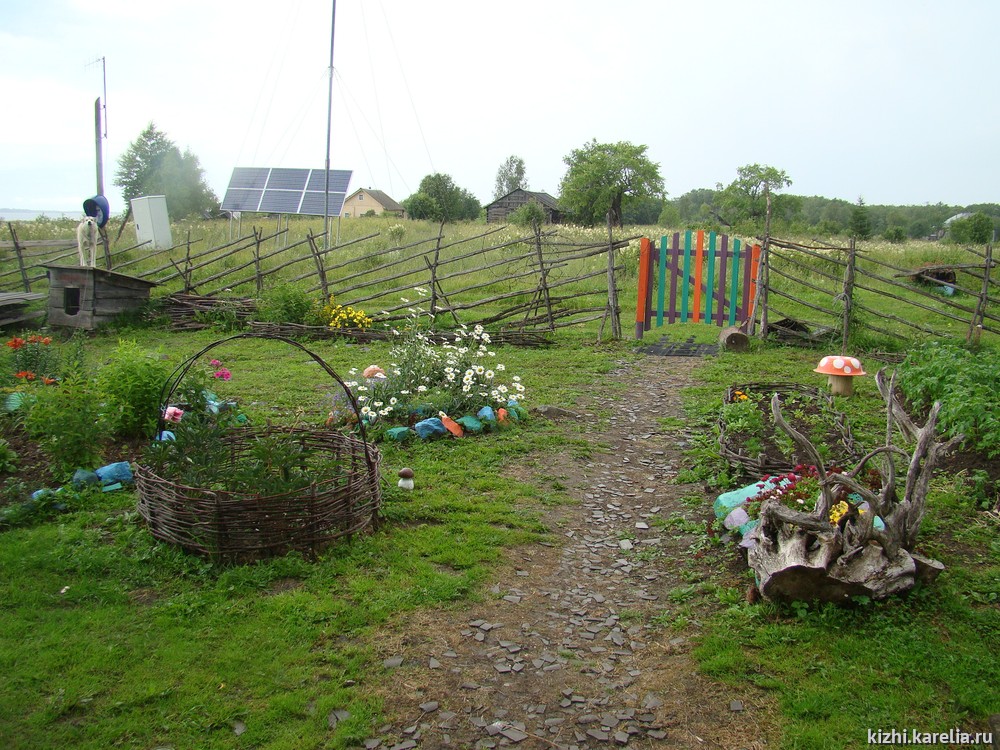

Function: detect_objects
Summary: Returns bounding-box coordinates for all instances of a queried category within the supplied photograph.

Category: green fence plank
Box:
[729,238,742,326]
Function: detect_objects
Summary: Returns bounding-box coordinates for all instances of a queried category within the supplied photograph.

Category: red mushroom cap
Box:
[814,355,866,376]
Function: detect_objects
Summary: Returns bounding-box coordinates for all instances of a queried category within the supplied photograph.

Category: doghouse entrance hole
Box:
[63,288,81,316]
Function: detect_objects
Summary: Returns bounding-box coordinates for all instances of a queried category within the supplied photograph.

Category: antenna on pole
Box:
[323,2,337,251]
[87,56,108,195]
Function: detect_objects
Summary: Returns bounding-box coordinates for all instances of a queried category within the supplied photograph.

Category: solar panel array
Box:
[221,167,353,216]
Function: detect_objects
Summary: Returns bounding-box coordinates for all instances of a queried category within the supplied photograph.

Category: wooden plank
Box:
[680,230,692,323]
[730,239,742,325]
[716,234,730,325]
[667,232,680,324]
[643,244,655,332]
[692,230,705,323]
[747,244,762,323]
[635,237,651,339]
[704,231,717,324]
[656,234,667,326]
[0,310,44,327]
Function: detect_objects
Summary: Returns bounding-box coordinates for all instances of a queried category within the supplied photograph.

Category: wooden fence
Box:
[635,230,997,346]
[634,230,762,338]
[1,221,633,336]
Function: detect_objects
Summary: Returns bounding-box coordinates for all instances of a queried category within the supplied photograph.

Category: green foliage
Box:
[849,197,873,240]
[949,211,995,244]
[256,285,316,325]
[493,155,527,199]
[21,374,107,479]
[193,299,246,331]
[403,173,480,222]
[0,437,19,473]
[715,163,793,229]
[883,225,907,243]
[114,122,219,219]
[558,139,664,227]
[3,332,59,380]
[896,341,1000,457]
[507,200,547,227]
[656,201,681,227]
[96,340,172,439]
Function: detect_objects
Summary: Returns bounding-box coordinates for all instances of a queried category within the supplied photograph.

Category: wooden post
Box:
[307,231,330,300]
[254,228,263,294]
[605,212,621,339]
[429,222,444,321]
[7,223,31,292]
[967,242,993,345]
[761,189,772,338]
[842,238,857,354]
[534,221,555,331]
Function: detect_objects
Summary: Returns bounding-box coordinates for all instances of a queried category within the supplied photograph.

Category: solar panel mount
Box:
[221,167,352,216]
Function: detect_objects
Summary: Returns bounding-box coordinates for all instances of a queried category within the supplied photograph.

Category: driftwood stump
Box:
[748,370,961,602]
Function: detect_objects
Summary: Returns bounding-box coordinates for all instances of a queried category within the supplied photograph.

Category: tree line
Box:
[114,124,997,243]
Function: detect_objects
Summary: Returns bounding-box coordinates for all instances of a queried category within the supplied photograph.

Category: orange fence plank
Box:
[692,230,705,323]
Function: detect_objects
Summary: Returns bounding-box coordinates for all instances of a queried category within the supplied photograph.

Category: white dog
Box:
[76,217,99,266]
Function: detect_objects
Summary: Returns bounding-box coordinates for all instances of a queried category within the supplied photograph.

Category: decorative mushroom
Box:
[397,467,414,490]
[814,355,866,396]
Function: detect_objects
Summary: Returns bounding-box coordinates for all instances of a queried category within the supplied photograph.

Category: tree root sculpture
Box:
[748,369,961,602]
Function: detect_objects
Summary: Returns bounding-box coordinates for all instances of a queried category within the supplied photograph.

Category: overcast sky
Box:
[2,0,997,215]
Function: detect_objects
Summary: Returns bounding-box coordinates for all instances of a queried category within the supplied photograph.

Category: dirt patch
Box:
[362,356,775,749]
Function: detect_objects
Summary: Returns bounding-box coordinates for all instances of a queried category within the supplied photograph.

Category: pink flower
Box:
[213,368,232,381]
[163,406,184,423]
[210,359,222,367]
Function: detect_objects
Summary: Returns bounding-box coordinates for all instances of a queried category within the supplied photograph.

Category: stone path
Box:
[364,356,766,749]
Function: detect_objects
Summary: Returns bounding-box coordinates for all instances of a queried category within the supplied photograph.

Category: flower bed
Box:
[717,382,858,478]
[135,334,382,562]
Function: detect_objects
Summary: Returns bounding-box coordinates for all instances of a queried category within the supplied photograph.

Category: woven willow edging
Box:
[718,382,859,478]
[135,334,383,562]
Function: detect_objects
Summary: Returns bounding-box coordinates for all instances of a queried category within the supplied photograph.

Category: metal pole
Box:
[323,1,337,250]
[95,97,104,195]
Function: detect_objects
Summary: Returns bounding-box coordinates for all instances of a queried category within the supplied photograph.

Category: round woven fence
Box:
[718,381,858,478]
[135,334,382,562]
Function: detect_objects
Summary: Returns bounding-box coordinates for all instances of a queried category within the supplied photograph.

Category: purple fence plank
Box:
[715,234,730,324]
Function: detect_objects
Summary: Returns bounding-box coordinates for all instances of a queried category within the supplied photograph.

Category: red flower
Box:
[15,371,36,380]
[6,337,25,350]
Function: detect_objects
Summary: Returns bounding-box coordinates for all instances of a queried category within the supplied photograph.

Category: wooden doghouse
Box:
[43,265,157,330]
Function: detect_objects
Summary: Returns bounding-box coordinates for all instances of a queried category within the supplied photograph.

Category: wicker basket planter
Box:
[135,334,382,562]
[718,382,858,478]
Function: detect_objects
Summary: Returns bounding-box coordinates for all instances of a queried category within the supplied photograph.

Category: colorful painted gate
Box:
[634,230,762,339]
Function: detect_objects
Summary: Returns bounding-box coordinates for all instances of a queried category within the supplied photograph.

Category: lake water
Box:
[0,209,79,222]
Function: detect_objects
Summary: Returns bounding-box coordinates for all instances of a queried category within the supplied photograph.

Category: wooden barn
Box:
[485,189,563,224]
[42,265,157,330]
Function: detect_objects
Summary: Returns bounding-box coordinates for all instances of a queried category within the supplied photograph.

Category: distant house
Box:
[342,188,406,218]
[485,189,563,224]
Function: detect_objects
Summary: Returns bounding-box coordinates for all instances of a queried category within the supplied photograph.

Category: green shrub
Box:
[883,226,907,243]
[21,374,107,479]
[897,342,1000,457]
[97,340,173,439]
[508,201,547,227]
[256,285,315,325]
